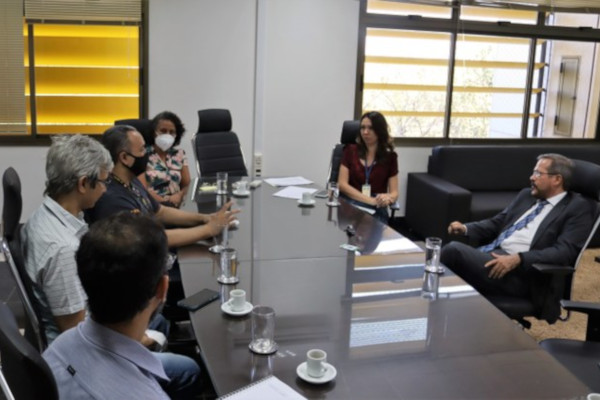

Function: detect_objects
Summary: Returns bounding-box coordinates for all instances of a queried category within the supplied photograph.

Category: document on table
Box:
[218,375,306,399]
[264,176,313,187]
[273,186,318,200]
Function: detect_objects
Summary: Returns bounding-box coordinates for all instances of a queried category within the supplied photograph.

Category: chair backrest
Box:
[327,120,359,184]
[114,118,154,146]
[1,168,47,351]
[192,109,248,177]
[563,158,600,300]
[0,302,58,400]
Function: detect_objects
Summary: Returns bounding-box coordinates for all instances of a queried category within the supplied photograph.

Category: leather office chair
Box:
[539,300,600,392]
[114,118,154,146]
[0,302,58,400]
[192,109,248,178]
[1,167,48,352]
[329,120,400,219]
[488,159,600,329]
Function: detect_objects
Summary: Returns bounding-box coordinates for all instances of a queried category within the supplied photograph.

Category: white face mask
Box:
[155,134,175,151]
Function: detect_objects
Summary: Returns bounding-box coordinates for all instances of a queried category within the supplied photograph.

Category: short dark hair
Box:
[76,212,168,324]
[538,153,575,190]
[151,111,186,147]
[102,125,137,163]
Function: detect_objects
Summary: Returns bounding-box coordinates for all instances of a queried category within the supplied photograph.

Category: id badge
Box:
[361,184,371,197]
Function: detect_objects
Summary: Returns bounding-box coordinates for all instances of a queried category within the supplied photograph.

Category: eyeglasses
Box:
[96,176,112,186]
[532,170,559,178]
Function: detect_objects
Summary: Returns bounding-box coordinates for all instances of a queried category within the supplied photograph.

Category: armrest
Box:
[531,263,574,276]
[560,300,600,342]
[405,173,471,242]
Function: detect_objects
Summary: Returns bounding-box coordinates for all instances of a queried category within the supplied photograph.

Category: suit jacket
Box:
[465,188,595,271]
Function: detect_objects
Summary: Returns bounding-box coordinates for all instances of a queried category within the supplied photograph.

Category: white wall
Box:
[0,0,430,221]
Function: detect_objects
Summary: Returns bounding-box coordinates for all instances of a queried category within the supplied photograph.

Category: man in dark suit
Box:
[441,153,595,299]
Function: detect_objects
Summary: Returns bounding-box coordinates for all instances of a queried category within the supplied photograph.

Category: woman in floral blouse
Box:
[138,111,191,208]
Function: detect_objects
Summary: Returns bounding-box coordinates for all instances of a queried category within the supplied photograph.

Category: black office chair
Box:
[192,109,248,178]
[114,118,154,146]
[539,300,600,392]
[488,159,600,329]
[0,302,59,400]
[1,167,48,352]
[328,120,400,219]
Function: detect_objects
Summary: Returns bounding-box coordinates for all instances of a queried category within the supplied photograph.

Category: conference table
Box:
[178,180,590,399]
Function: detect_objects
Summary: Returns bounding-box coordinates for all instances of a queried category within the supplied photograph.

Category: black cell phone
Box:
[177,288,220,311]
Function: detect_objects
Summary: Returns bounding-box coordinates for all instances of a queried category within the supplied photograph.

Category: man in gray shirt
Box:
[43,213,175,399]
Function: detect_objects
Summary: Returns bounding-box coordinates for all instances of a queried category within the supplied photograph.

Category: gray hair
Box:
[45,135,114,199]
[538,153,575,190]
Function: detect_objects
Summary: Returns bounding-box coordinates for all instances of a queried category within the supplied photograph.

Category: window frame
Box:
[355,0,600,145]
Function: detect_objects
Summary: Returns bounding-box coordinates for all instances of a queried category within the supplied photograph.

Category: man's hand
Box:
[448,221,467,236]
[485,252,520,279]
[206,201,240,237]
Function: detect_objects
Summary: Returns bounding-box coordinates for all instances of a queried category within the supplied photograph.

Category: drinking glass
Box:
[209,221,228,254]
[326,182,340,207]
[216,172,228,194]
[217,248,239,284]
[421,271,440,300]
[249,306,278,354]
[424,237,444,273]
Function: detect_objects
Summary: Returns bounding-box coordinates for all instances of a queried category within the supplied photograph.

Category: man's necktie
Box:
[478,200,549,253]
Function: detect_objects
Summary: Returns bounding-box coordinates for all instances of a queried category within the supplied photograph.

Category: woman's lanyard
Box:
[364,160,376,185]
[111,173,153,215]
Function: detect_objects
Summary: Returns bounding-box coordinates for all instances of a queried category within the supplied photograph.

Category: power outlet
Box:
[254,153,263,177]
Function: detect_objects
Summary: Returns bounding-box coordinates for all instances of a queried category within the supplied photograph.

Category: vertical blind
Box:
[0,0,27,135]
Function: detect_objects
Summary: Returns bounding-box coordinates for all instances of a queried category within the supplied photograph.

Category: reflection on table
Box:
[179,181,589,399]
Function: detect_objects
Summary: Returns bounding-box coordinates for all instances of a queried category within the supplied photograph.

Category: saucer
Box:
[297,199,316,207]
[296,362,337,384]
[233,190,250,197]
[221,300,253,316]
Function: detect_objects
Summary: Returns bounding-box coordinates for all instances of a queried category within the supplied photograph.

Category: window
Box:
[0,0,142,139]
[357,0,600,140]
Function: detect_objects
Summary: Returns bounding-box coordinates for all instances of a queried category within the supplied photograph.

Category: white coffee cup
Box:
[306,349,327,378]
[302,192,312,204]
[229,289,246,311]
[587,394,600,400]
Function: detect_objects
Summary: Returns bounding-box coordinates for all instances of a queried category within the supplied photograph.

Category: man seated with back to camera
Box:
[43,213,190,399]
[21,135,200,398]
[85,124,238,246]
[441,153,594,304]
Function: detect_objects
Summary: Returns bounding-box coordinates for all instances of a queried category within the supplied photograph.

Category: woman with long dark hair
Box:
[338,111,398,221]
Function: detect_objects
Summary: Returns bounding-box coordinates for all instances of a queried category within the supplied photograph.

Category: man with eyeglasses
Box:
[22,135,201,398]
[441,153,594,299]
[22,134,113,342]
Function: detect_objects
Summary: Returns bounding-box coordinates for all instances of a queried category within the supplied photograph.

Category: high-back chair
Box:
[1,167,47,352]
[114,118,154,146]
[192,109,248,178]
[0,302,58,400]
[488,159,600,328]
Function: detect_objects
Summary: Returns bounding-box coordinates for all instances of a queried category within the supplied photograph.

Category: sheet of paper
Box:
[220,375,306,399]
[264,176,313,187]
[273,186,318,200]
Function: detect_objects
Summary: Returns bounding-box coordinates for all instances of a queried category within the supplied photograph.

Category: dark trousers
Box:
[440,241,531,298]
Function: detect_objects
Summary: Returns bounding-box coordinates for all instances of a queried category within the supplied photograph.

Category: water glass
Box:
[421,271,440,300]
[217,248,239,284]
[326,182,340,207]
[424,237,444,273]
[238,176,250,193]
[249,306,278,354]
[216,172,228,194]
